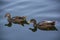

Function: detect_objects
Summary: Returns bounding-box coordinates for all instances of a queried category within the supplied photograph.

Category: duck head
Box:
[5,13,11,18]
[28,19,37,24]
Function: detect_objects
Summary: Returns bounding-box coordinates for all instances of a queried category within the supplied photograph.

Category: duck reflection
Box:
[5,13,29,27]
[28,19,58,32]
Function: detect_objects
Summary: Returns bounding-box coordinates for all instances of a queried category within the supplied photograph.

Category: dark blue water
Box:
[0,0,60,40]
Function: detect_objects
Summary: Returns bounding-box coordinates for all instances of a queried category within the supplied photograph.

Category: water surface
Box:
[0,0,60,40]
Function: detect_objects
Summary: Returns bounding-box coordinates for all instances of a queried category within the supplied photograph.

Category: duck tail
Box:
[25,20,29,25]
[54,27,58,31]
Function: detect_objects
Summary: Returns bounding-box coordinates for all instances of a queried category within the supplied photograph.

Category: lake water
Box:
[0,0,60,40]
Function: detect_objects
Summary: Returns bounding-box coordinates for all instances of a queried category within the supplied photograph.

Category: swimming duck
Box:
[28,19,58,32]
[5,13,29,27]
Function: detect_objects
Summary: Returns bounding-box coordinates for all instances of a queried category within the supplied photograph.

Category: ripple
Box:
[0,0,60,40]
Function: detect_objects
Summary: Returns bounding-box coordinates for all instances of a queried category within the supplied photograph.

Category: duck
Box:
[28,19,58,32]
[5,13,29,27]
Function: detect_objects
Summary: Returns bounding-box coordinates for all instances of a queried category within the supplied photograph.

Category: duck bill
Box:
[28,21,30,24]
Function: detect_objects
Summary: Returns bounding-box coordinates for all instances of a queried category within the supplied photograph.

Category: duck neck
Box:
[33,21,37,26]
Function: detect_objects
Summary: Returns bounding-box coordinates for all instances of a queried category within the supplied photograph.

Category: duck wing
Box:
[37,21,58,31]
[12,16,26,19]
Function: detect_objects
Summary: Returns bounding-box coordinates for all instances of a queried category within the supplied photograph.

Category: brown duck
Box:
[28,19,58,32]
[5,13,29,27]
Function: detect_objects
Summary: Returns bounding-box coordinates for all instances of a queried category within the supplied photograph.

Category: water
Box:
[0,0,60,40]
